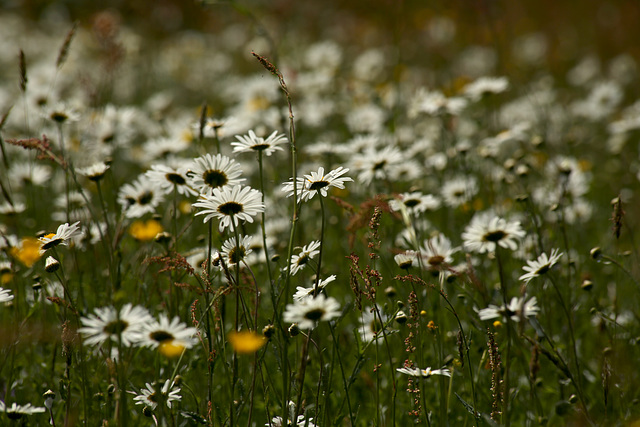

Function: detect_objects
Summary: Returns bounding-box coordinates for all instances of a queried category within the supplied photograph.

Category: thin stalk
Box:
[495,250,512,427]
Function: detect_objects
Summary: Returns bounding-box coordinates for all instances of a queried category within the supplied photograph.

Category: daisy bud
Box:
[384,286,396,299]
[142,406,154,417]
[173,375,183,386]
[45,256,60,273]
[155,231,171,244]
[581,280,593,291]
[43,389,55,409]
[569,394,579,404]
[262,324,275,339]
[395,310,407,324]
[590,247,602,260]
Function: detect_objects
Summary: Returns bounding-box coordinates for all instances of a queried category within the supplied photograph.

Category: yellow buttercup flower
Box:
[228,330,266,354]
[10,237,43,267]
[159,340,187,358]
[129,219,164,241]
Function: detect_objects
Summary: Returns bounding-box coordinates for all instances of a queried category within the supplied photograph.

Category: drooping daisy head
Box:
[232,130,287,156]
[462,213,525,254]
[283,294,341,330]
[187,153,244,196]
[192,185,265,232]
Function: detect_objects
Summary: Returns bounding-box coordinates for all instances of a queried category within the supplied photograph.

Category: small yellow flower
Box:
[129,220,164,241]
[159,340,186,358]
[493,320,502,328]
[1,272,12,285]
[228,330,266,354]
[10,237,43,267]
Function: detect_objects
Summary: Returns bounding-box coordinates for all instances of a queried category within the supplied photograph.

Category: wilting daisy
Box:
[477,296,540,322]
[134,314,198,350]
[232,129,287,156]
[192,185,264,232]
[462,214,525,254]
[78,303,152,347]
[39,221,83,252]
[282,166,353,203]
[187,153,244,195]
[118,176,165,219]
[0,401,46,419]
[293,275,337,301]
[388,192,441,216]
[132,379,181,410]
[396,366,452,378]
[519,248,563,284]
[0,288,13,303]
[287,240,321,276]
[145,164,198,196]
[283,294,341,330]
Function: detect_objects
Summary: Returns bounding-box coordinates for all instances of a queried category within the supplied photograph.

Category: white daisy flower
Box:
[293,275,337,302]
[287,240,321,276]
[219,234,253,266]
[519,248,563,284]
[187,153,244,195]
[388,192,441,216]
[78,303,152,347]
[134,314,198,350]
[350,146,404,186]
[145,164,198,197]
[394,251,418,270]
[420,234,458,271]
[0,401,46,419]
[462,214,525,254]
[358,306,389,343]
[282,166,353,203]
[192,185,264,232]
[77,162,110,182]
[441,176,478,208]
[232,129,287,156]
[0,287,14,304]
[39,221,83,251]
[132,379,181,410]
[396,366,452,378]
[283,294,341,330]
[117,176,165,219]
[477,296,540,322]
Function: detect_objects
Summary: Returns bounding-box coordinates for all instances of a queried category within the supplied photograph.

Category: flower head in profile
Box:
[394,251,418,270]
[187,154,244,196]
[0,401,46,420]
[293,275,337,302]
[282,166,352,203]
[78,303,152,347]
[283,294,341,330]
[232,130,287,156]
[192,185,264,232]
[396,366,452,378]
[462,214,525,254]
[77,162,110,182]
[286,240,321,276]
[477,296,540,322]
[519,248,563,284]
[132,379,181,410]
[39,221,83,252]
[0,287,14,304]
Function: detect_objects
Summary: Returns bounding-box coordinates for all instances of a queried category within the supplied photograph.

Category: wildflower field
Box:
[2,1,640,425]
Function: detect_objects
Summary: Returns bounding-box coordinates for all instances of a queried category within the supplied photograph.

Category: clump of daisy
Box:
[282,166,352,203]
[192,185,264,232]
[232,129,287,156]
[462,213,525,254]
[283,294,341,330]
[78,303,152,348]
[519,248,563,284]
